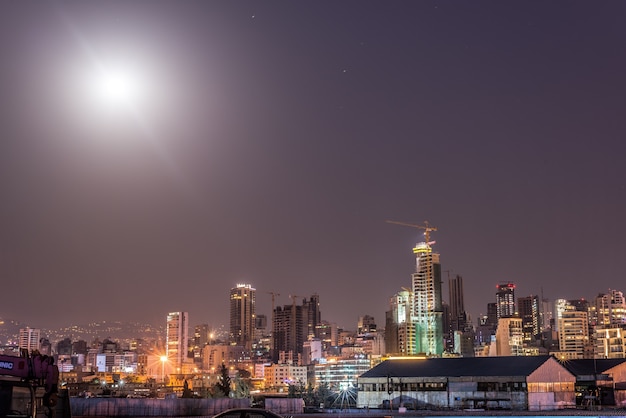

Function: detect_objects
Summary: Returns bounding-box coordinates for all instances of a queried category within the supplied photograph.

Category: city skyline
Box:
[3,282,623,337]
[1,2,625,330]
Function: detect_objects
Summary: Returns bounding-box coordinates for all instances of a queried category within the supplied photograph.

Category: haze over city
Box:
[1,1,625,331]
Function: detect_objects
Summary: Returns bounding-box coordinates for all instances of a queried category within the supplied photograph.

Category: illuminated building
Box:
[302,339,323,365]
[313,355,372,390]
[202,344,245,371]
[411,240,444,356]
[166,311,189,370]
[491,317,523,356]
[230,284,256,351]
[594,327,626,358]
[594,289,626,328]
[264,363,307,391]
[385,290,414,355]
[518,295,540,344]
[357,315,377,334]
[316,320,337,350]
[192,324,210,366]
[18,327,41,353]
[496,282,516,319]
[540,298,554,332]
[557,304,589,360]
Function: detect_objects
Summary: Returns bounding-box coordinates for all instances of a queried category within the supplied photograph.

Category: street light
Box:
[160,355,168,385]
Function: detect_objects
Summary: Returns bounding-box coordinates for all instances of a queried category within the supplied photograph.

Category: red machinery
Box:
[0,351,59,418]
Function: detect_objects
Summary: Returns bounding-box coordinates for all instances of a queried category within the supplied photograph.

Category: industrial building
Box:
[357,355,576,411]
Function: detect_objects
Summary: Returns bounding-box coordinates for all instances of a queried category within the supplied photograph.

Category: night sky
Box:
[1,1,625,331]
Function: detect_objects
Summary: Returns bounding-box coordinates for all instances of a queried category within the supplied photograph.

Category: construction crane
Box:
[288,294,302,309]
[385,220,437,244]
[267,291,281,314]
[388,220,440,355]
[267,292,280,353]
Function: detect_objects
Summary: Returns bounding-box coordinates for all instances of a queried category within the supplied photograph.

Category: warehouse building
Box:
[357,355,575,411]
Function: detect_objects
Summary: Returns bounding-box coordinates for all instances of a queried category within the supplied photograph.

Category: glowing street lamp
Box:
[160,355,168,385]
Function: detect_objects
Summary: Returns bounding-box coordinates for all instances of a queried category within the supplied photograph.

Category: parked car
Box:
[212,408,285,418]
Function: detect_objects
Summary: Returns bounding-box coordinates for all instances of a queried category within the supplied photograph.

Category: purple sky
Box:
[1,1,625,331]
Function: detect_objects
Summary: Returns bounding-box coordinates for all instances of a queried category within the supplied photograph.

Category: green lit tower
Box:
[408,222,443,356]
[387,220,444,357]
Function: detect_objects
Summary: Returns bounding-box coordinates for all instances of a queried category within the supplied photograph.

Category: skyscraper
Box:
[449,274,466,332]
[496,282,516,319]
[385,289,413,355]
[411,238,443,356]
[192,324,210,366]
[557,303,589,359]
[166,311,189,370]
[517,295,540,343]
[492,317,523,356]
[230,283,256,350]
[272,294,322,363]
[594,289,626,328]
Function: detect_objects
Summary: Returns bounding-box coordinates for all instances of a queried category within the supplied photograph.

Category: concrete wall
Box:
[265,398,304,414]
[70,397,250,417]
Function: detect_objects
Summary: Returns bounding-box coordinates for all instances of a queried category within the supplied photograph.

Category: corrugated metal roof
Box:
[559,358,626,376]
[359,356,553,378]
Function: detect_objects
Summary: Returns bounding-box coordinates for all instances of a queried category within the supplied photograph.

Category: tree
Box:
[288,382,305,398]
[232,376,250,399]
[302,383,316,406]
[315,382,332,408]
[215,363,231,397]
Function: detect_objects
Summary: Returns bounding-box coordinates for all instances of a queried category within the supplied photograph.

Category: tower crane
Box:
[385,220,437,245]
[267,292,281,314]
[267,292,280,353]
[387,219,440,356]
[288,294,303,311]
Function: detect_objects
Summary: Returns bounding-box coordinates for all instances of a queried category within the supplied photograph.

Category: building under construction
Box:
[272,294,321,363]
[386,221,444,357]
[412,239,444,356]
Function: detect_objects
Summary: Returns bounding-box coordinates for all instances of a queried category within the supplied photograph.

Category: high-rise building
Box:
[166,311,189,370]
[491,317,523,356]
[447,274,471,354]
[411,238,443,356]
[255,314,267,336]
[19,328,41,353]
[593,290,626,328]
[230,283,256,351]
[557,302,589,360]
[194,324,210,348]
[449,274,466,332]
[56,338,72,356]
[540,298,554,332]
[303,294,322,340]
[272,294,321,363]
[517,295,540,344]
[357,315,377,334]
[496,282,516,319]
[192,324,210,366]
[385,289,413,355]
[594,327,626,359]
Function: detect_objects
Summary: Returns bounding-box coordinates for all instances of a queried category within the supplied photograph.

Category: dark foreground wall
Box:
[70,397,250,417]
